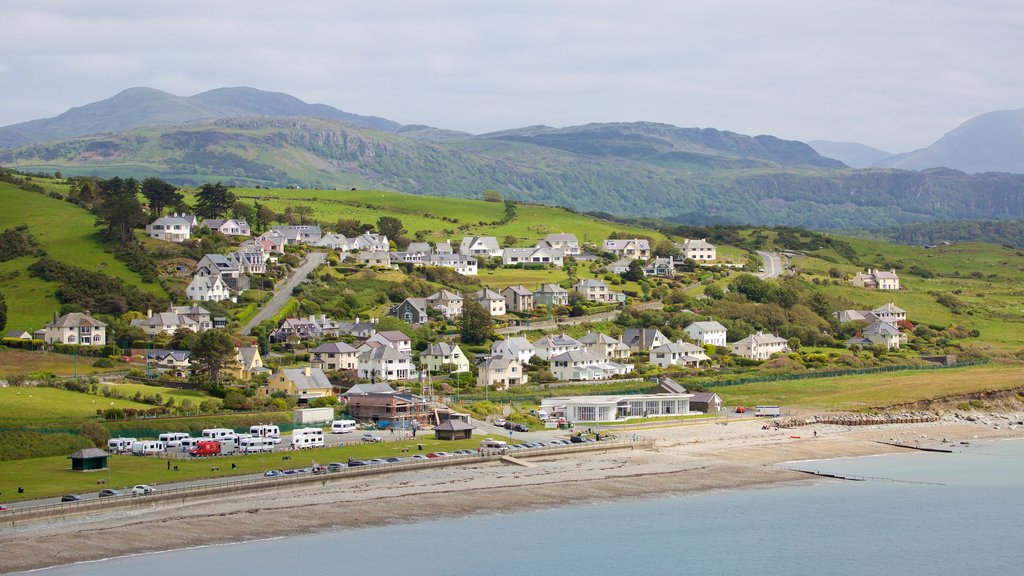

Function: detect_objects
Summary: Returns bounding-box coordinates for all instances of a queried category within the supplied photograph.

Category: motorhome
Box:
[249,424,282,443]
[201,428,237,443]
[330,420,357,434]
[131,440,166,455]
[291,427,325,449]
[179,437,201,453]
[158,432,190,447]
[107,437,137,453]
[239,436,275,454]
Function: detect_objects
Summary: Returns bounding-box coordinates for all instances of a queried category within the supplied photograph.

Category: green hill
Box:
[4,116,1024,229]
[0,181,166,332]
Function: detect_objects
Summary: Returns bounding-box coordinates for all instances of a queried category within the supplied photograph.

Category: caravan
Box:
[249,425,282,443]
[201,428,238,443]
[107,437,137,453]
[239,436,275,454]
[179,437,201,453]
[131,441,166,455]
[330,420,357,434]
[158,432,190,448]
[291,427,325,449]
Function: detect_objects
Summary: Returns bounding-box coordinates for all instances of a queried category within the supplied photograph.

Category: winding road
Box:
[755,250,785,279]
[243,251,326,335]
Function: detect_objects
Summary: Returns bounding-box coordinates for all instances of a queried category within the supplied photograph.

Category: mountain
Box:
[0,87,402,148]
[807,140,892,168]
[3,116,1024,229]
[872,108,1024,174]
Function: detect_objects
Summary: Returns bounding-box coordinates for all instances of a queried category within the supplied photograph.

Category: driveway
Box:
[243,251,326,335]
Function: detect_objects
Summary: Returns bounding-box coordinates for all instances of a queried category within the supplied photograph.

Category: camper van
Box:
[107,437,137,453]
[158,432,190,447]
[201,428,237,443]
[239,436,275,454]
[131,441,166,456]
[291,427,325,449]
[330,420,357,434]
[249,424,282,443]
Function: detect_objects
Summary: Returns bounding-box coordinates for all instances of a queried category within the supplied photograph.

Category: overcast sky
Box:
[1,0,1022,152]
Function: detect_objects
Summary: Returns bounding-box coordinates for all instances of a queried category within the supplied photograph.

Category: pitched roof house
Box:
[490,337,536,364]
[549,349,633,381]
[476,355,527,390]
[534,283,570,307]
[363,330,413,353]
[533,332,583,360]
[185,273,231,302]
[271,225,323,245]
[426,289,464,318]
[146,213,195,243]
[424,253,478,276]
[44,311,107,346]
[644,257,675,278]
[622,328,669,352]
[730,331,789,360]
[602,238,651,260]
[846,321,904,350]
[683,321,728,347]
[201,218,251,237]
[389,299,430,326]
[678,238,716,261]
[357,346,416,381]
[422,342,470,373]
[260,366,333,401]
[130,309,204,336]
[501,285,535,312]
[459,235,502,257]
[468,288,506,316]
[501,247,564,267]
[578,332,631,360]
[851,268,900,290]
[650,341,711,369]
[310,341,359,371]
[538,233,580,255]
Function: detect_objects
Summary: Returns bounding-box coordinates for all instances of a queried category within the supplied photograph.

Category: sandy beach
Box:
[3,413,1022,574]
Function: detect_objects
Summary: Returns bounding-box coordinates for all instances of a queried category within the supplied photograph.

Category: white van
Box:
[331,420,357,434]
[131,440,166,455]
[249,425,282,443]
[291,427,325,449]
[158,432,190,447]
[239,436,275,454]
[107,437,137,453]
[201,428,237,443]
[179,437,201,453]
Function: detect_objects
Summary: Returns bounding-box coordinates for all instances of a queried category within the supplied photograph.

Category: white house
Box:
[542,392,693,423]
[201,218,251,237]
[730,331,790,360]
[146,213,195,243]
[357,346,416,381]
[310,341,359,371]
[130,309,204,336]
[422,342,470,373]
[362,330,413,353]
[578,332,631,360]
[683,321,728,347]
[186,274,231,302]
[469,288,506,316]
[316,233,354,251]
[351,232,389,252]
[622,328,670,352]
[852,269,900,290]
[650,341,711,369]
[476,355,527,390]
[491,337,536,364]
[846,321,904,350]
[424,253,478,276]
[643,257,675,278]
[837,302,907,326]
[502,247,564,267]
[271,225,323,245]
[574,278,615,303]
[426,289,464,319]
[678,238,717,261]
[549,349,633,381]
[459,236,501,258]
[43,311,107,346]
[538,233,580,255]
[602,238,651,260]
[533,333,583,360]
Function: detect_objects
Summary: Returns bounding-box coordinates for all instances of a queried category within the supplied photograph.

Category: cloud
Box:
[0,0,1022,151]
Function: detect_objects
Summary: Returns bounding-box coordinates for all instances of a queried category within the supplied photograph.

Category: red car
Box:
[425,452,442,459]
[735,406,747,413]
[189,440,220,457]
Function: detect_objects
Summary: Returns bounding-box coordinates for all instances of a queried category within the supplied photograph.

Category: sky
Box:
[1,0,1022,153]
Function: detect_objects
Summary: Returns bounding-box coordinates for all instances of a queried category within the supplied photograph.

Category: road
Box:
[756,250,784,279]
[243,251,326,335]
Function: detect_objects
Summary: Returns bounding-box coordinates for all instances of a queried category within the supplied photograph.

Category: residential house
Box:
[538,233,580,255]
[310,341,359,371]
[422,342,470,373]
[459,235,501,258]
[533,332,583,360]
[271,225,322,245]
[337,318,378,339]
[852,268,901,290]
[644,257,675,278]
[426,289,464,319]
[145,213,195,243]
[541,392,692,422]
[185,274,231,302]
[356,251,392,268]
[579,332,631,360]
[730,331,790,360]
[345,391,429,423]
[389,299,430,326]
[650,341,711,369]
[534,284,570,307]
[256,231,286,254]
[259,366,333,401]
[143,349,191,378]
[501,285,535,313]
[574,278,615,303]
[678,238,717,261]
[230,245,267,275]
[269,317,321,343]
[490,337,536,364]
[5,330,32,340]
[688,391,723,413]
[683,321,728,347]
[195,254,249,293]
[200,218,251,237]
[836,302,907,326]
[351,232,389,252]
[357,346,416,381]
[169,305,213,331]
[424,253,478,276]
[468,288,506,316]
[846,321,904,350]
[501,247,564,267]
[434,240,453,254]
[405,242,433,255]
[234,346,269,380]
[606,258,633,275]
[549,349,633,381]
[130,308,204,336]
[362,330,413,353]
[476,355,527,390]
[622,328,669,353]
[316,233,354,251]
[602,238,651,260]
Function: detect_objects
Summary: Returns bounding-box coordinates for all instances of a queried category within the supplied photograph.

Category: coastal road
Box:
[756,251,784,279]
[243,251,326,335]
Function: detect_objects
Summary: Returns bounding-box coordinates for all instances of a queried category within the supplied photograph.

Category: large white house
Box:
[186,274,231,302]
[578,332,631,360]
[476,355,527,390]
[501,247,564,267]
[130,307,208,336]
[602,238,650,260]
[201,218,251,237]
[146,213,196,243]
[459,236,502,258]
[533,333,583,360]
[678,238,717,261]
[541,392,693,423]
[852,269,900,291]
[683,321,728,347]
[469,288,506,316]
[424,253,478,276]
[650,341,711,369]
[730,331,790,360]
[43,311,107,346]
[357,346,416,381]
[422,342,470,373]
[538,233,580,255]
[549,349,633,381]
[490,337,536,364]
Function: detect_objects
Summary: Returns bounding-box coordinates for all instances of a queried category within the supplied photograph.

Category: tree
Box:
[79,422,110,448]
[95,177,147,243]
[231,201,256,223]
[140,177,183,217]
[0,293,6,333]
[460,300,493,345]
[193,182,236,219]
[704,284,725,300]
[503,200,517,222]
[621,260,646,282]
[652,239,679,258]
[376,216,406,239]
[481,190,502,202]
[190,329,236,384]
[336,218,372,237]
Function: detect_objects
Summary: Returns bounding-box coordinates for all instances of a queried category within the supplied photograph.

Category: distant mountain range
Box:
[807,140,892,169]
[1,87,1023,228]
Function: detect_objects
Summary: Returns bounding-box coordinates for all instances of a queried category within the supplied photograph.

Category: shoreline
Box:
[3,416,1022,574]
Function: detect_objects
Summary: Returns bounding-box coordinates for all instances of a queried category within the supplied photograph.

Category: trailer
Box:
[293,407,334,425]
[755,405,782,417]
[107,437,137,453]
[131,440,166,455]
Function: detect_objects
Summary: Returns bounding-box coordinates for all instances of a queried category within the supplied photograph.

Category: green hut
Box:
[434,419,474,441]
[69,448,110,471]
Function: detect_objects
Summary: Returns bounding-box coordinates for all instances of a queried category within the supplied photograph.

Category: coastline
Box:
[3,416,1021,574]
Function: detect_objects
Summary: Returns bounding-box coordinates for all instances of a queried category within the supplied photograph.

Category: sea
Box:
[16,439,1024,576]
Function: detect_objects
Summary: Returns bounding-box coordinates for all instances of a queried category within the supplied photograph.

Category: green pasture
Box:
[0,349,123,378]
[98,382,220,409]
[0,386,153,427]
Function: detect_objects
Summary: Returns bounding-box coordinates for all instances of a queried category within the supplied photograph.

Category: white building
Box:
[469,288,507,316]
[650,341,711,369]
[538,233,580,255]
[146,213,195,243]
[678,238,717,261]
[186,274,231,302]
[549,349,633,381]
[460,236,502,258]
[542,392,693,423]
[476,355,527,390]
[43,311,107,346]
[851,268,901,291]
[533,333,583,360]
[730,331,790,360]
[201,218,251,237]
[502,247,564,267]
[683,321,728,347]
[602,238,651,260]
[578,332,631,360]
[490,337,536,364]
[424,253,478,276]
[422,342,470,373]
[357,346,416,381]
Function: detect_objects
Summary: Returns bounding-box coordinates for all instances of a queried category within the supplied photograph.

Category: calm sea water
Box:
[18,439,1024,576]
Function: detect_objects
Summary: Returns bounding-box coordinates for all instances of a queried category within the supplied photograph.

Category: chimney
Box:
[304,366,311,377]
[355,317,360,324]
[53,311,58,323]
[147,308,153,319]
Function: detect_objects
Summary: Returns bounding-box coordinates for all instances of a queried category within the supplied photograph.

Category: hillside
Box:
[0,181,166,332]
[0,87,401,148]
[873,108,1024,174]
[808,140,892,168]
[4,117,1024,229]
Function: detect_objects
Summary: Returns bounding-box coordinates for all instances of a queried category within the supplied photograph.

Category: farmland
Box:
[0,349,124,378]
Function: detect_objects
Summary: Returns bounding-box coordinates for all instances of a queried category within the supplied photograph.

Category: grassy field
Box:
[98,383,220,409]
[0,387,154,427]
[713,362,1024,411]
[0,349,124,378]
[0,436,483,502]
[0,182,167,331]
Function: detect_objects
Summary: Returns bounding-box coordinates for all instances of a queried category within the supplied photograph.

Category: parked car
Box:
[409,454,428,460]
[326,462,347,472]
[0,504,10,511]
[735,406,747,413]
[347,459,368,467]
[264,469,283,477]
[512,423,529,432]
[384,457,404,463]
[503,421,514,430]
[366,458,387,465]
[61,494,82,502]
[453,449,474,456]
[98,489,121,498]
[361,433,384,443]
[493,418,506,427]
[570,435,586,444]
[131,485,155,496]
